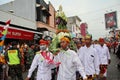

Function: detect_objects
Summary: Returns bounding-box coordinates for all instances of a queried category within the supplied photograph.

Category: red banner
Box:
[80,23,87,37]
[0,26,34,40]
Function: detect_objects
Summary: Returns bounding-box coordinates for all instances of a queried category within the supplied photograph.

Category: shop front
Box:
[0,25,42,45]
[0,26,34,40]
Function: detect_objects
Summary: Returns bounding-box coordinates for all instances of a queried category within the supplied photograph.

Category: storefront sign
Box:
[0,26,34,40]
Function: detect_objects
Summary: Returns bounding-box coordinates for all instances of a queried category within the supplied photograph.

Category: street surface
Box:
[8,50,120,80]
[107,52,120,80]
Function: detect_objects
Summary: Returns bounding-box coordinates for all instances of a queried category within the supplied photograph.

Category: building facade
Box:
[67,16,81,38]
[36,0,56,37]
[0,0,41,42]
[0,0,36,29]
[0,0,57,42]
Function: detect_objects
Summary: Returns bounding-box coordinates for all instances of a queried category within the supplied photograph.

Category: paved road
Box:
[107,52,120,80]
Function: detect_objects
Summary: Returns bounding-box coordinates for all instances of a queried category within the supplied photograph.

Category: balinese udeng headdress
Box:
[60,36,70,43]
[99,38,105,42]
[85,34,92,39]
[39,39,48,45]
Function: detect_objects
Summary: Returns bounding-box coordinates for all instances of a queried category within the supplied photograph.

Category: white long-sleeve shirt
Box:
[98,44,111,65]
[78,45,100,75]
[27,51,54,80]
[54,49,87,80]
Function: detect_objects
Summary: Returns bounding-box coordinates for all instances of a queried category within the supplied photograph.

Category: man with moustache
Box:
[54,36,87,80]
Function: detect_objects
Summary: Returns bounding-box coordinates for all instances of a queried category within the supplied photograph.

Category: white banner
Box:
[0,0,14,5]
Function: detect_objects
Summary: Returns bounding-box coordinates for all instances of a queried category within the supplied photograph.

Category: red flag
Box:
[5,20,11,25]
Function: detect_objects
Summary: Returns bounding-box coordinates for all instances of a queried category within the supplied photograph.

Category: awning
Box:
[0,25,40,40]
[0,20,43,40]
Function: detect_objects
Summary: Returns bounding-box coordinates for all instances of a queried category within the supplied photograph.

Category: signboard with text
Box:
[0,26,34,40]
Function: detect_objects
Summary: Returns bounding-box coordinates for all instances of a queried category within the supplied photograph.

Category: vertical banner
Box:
[105,11,117,29]
[80,23,87,37]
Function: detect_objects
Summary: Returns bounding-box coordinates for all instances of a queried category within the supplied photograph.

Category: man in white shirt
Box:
[75,38,83,80]
[78,35,100,80]
[98,38,111,80]
[75,38,82,54]
[26,39,55,80]
[54,36,87,80]
[93,40,100,48]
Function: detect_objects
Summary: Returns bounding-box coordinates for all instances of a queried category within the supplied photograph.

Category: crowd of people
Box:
[115,41,120,69]
[0,41,40,80]
[0,35,112,80]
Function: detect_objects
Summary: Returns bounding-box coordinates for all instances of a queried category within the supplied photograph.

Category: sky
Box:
[0,0,14,5]
[45,0,120,39]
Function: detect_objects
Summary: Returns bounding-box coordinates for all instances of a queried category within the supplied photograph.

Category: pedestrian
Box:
[23,43,28,71]
[93,40,99,48]
[75,38,82,54]
[34,44,40,53]
[0,52,7,80]
[75,39,83,80]
[44,36,58,80]
[54,36,87,80]
[19,44,25,72]
[26,43,35,71]
[25,43,36,80]
[116,42,120,59]
[98,38,111,80]
[5,41,23,80]
[78,35,100,80]
[26,39,56,80]
[0,60,4,80]
[116,43,120,69]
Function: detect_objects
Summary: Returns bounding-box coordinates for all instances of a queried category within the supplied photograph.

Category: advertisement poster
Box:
[105,11,117,29]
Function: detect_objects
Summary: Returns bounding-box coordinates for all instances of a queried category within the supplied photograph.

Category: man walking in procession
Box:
[54,36,87,80]
[78,35,100,80]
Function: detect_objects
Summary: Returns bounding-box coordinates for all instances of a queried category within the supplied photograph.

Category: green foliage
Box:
[57,24,67,30]
[69,40,77,51]
[58,24,62,29]
[49,36,60,54]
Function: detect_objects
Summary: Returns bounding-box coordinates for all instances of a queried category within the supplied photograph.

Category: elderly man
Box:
[54,36,87,80]
[26,39,56,80]
[78,35,100,80]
